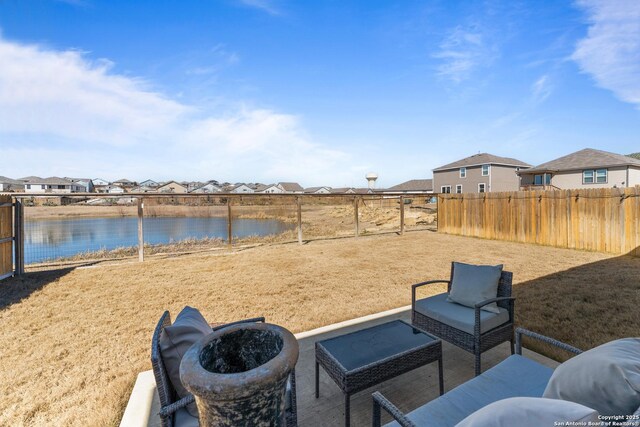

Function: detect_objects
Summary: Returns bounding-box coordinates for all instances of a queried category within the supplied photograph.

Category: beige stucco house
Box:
[433,153,531,194]
[518,148,640,190]
[157,181,188,193]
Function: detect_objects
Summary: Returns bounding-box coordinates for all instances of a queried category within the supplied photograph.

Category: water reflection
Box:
[25,217,294,264]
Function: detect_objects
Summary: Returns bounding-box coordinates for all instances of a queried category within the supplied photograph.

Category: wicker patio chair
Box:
[411,262,515,376]
[151,312,298,427]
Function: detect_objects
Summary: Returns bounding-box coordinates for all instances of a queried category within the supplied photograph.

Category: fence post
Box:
[137,197,144,262]
[14,198,24,276]
[399,196,405,234]
[296,196,303,244]
[354,196,360,237]
[227,198,233,247]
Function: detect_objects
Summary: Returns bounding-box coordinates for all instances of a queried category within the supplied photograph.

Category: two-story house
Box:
[433,153,531,194]
[518,148,640,190]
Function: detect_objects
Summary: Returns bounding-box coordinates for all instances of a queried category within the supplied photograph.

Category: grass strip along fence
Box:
[438,187,640,256]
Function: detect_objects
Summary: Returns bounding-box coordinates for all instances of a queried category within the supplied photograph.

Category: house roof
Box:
[22,176,76,185]
[158,180,187,189]
[114,179,134,184]
[254,184,271,192]
[522,148,640,174]
[352,188,372,194]
[433,153,531,172]
[329,187,353,193]
[0,176,24,185]
[278,182,304,192]
[304,186,329,193]
[386,179,433,192]
[627,153,640,160]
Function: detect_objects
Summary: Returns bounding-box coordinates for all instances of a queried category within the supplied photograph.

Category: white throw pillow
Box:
[543,338,640,416]
[447,262,503,313]
[455,397,599,427]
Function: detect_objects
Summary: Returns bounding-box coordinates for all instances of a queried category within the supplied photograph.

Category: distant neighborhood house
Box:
[139,179,159,188]
[0,176,25,192]
[382,179,433,194]
[304,186,331,194]
[157,181,188,193]
[518,148,640,190]
[66,178,94,193]
[433,153,531,194]
[230,184,254,193]
[92,178,110,186]
[191,183,221,193]
[21,177,84,193]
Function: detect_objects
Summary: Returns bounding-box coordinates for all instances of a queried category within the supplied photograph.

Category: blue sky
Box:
[0,0,638,187]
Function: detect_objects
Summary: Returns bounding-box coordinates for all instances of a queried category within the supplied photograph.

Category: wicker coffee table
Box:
[315,319,443,427]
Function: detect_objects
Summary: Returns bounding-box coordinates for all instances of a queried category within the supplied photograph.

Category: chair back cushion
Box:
[159,306,212,417]
[455,397,599,427]
[543,338,640,416]
[447,262,503,313]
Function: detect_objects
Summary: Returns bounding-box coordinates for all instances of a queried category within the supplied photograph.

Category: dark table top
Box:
[316,320,438,372]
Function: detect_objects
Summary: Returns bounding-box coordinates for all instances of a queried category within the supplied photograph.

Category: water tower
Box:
[366,172,378,189]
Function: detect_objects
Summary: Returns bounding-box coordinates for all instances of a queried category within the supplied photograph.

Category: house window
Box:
[26,184,31,189]
[41,185,46,189]
[459,167,466,178]
[478,183,486,193]
[455,184,462,194]
[441,185,451,194]
[482,165,490,176]
[583,170,594,184]
[534,174,551,185]
[596,169,607,183]
[58,185,65,189]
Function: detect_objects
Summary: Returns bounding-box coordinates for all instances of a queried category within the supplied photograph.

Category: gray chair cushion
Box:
[384,355,554,427]
[543,338,640,416]
[415,293,509,335]
[447,262,503,314]
[159,306,211,417]
[174,407,199,427]
[455,397,600,427]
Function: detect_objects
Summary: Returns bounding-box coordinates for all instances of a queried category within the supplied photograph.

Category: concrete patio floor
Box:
[130,307,558,427]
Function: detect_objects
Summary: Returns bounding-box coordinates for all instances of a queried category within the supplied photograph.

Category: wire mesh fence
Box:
[18,193,437,271]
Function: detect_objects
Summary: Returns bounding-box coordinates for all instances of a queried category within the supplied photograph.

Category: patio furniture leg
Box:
[372,397,381,427]
[315,361,319,398]
[475,352,481,376]
[510,339,515,355]
[345,394,351,427]
[438,358,444,395]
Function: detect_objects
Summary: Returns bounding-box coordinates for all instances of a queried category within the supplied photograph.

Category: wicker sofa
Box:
[372,328,581,427]
[411,263,515,376]
[151,312,298,427]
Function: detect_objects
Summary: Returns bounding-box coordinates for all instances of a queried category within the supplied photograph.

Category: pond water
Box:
[24,216,294,264]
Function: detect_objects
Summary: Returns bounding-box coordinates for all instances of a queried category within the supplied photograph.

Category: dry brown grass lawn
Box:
[1,230,639,426]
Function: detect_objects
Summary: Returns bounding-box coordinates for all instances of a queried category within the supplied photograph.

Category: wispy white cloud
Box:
[433,26,496,83]
[237,0,281,16]
[572,0,640,107]
[531,74,552,104]
[0,35,351,184]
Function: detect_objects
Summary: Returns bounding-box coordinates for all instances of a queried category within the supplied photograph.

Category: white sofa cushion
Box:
[543,338,640,416]
[455,397,599,427]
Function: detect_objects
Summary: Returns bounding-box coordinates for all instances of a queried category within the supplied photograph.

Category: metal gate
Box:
[0,195,13,280]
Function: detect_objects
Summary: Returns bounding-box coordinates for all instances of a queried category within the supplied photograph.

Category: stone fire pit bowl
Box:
[179,322,299,427]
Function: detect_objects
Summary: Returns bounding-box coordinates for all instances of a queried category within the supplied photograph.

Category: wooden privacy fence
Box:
[0,195,13,279]
[438,187,640,256]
